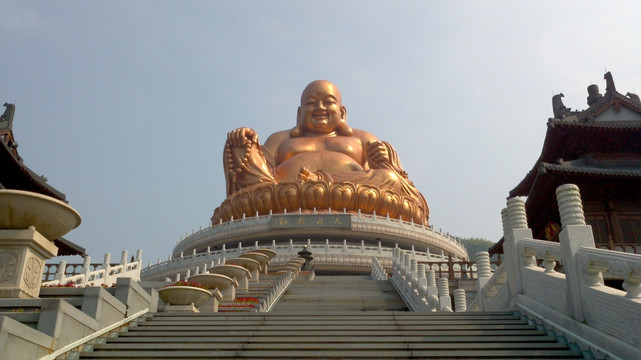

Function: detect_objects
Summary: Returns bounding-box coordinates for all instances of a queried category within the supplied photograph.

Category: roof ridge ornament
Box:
[604,71,616,94]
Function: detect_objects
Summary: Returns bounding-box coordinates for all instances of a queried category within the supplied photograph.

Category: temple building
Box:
[492,72,641,257]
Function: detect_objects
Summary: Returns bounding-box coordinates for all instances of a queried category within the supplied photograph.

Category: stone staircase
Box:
[271,275,407,312]
[77,276,586,359]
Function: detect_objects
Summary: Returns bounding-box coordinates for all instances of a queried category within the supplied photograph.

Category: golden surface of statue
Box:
[214,80,429,225]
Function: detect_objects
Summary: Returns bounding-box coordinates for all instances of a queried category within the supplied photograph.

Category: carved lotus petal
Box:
[329,183,356,210]
[252,186,275,215]
[302,181,329,210]
[275,183,301,211]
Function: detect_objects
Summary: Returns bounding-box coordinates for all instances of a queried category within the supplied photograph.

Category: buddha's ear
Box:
[337,105,352,136]
[296,106,302,124]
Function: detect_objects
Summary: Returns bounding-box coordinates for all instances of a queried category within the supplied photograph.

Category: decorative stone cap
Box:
[0,189,81,240]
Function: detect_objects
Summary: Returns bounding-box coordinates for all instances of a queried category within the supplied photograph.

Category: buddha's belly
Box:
[275,151,364,180]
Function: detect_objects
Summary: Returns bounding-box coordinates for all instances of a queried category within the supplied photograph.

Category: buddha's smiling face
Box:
[298,80,346,135]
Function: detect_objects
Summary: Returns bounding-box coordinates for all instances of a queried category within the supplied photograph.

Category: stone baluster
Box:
[426,269,439,310]
[404,253,412,283]
[378,241,382,255]
[475,251,492,311]
[504,197,533,298]
[102,253,111,283]
[325,239,330,252]
[272,239,276,249]
[410,258,418,288]
[120,250,128,266]
[556,184,596,322]
[453,289,467,312]
[289,239,294,252]
[437,277,452,311]
[361,240,365,253]
[81,256,91,285]
[417,263,428,308]
[418,264,427,289]
[54,260,67,283]
[185,269,191,279]
[343,239,347,252]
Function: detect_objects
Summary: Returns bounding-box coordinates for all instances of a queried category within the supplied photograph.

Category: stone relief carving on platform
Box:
[214,80,429,225]
[23,256,42,289]
[0,251,19,283]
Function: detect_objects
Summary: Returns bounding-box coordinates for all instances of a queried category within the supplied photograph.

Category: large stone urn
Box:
[0,190,81,298]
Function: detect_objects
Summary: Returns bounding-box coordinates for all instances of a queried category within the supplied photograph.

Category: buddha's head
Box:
[292,80,352,137]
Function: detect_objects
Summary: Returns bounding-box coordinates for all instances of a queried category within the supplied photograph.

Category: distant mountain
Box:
[456,237,496,259]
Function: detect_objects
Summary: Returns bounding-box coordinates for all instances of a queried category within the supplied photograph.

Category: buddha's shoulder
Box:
[264,130,291,143]
[351,128,378,142]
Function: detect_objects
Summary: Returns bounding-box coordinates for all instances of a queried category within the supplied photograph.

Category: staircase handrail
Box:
[37,308,150,360]
[471,185,641,359]
[42,249,142,287]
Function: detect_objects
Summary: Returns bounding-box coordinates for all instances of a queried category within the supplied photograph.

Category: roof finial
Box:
[552,93,571,119]
[586,84,602,106]
[0,103,16,132]
[604,71,616,93]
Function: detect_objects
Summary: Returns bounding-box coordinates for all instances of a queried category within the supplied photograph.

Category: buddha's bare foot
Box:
[297,167,322,182]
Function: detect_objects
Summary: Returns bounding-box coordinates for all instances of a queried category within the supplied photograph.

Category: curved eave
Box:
[0,139,67,202]
[509,120,641,198]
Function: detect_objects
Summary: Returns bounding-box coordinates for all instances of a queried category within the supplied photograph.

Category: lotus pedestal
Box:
[0,190,81,298]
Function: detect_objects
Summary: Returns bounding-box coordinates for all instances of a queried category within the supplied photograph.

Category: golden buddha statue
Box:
[213,80,429,225]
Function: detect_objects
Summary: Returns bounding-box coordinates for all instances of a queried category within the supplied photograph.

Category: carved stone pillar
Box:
[0,227,58,298]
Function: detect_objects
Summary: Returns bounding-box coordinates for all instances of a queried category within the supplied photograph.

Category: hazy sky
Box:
[2,1,641,265]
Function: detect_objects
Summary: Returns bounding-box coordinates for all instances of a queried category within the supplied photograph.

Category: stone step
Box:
[79,348,582,359]
[92,341,572,351]
[116,329,549,337]
[108,334,561,343]
[137,320,530,327]
[130,324,537,331]
[150,311,520,319]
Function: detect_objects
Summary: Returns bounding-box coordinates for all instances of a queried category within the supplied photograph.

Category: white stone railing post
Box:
[475,251,492,311]
[453,289,466,312]
[556,184,596,322]
[417,264,427,290]
[410,258,418,288]
[102,253,111,281]
[504,198,533,298]
[54,260,67,283]
[437,277,452,311]
[120,250,128,266]
[80,256,91,285]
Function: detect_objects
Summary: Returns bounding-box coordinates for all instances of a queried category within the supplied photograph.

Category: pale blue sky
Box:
[2,1,640,264]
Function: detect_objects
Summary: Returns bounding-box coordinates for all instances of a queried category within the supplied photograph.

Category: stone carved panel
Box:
[23,256,42,289]
[0,251,19,283]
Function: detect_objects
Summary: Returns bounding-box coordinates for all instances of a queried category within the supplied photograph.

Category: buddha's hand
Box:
[365,140,391,167]
[227,127,259,147]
